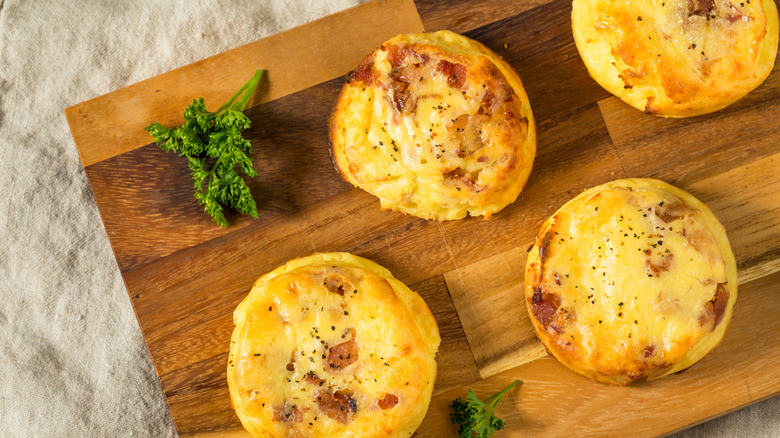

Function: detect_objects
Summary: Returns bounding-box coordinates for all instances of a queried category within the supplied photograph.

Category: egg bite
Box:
[572,0,779,116]
[525,179,737,385]
[228,252,440,437]
[330,30,536,220]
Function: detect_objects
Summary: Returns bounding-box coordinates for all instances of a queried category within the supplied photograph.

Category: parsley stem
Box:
[484,379,520,407]
[211,70,264,115]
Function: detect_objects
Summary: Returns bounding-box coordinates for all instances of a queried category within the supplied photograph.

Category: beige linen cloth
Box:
[0,0,776,436]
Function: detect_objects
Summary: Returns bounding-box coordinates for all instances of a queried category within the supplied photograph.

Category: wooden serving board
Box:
[65,0,780,436]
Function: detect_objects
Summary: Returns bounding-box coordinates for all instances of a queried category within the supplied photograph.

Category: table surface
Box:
[3,0,780,437]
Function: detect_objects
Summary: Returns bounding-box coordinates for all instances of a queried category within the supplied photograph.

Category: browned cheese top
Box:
[228,253,440,437]
[573,0,779,116]
[525,179,737,385]
[330,30,536,220]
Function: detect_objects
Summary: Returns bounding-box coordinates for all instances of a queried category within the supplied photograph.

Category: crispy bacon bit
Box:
[681,228,712,253]
[701,283,729,330]
[316,389,357,423]
[531,286,561,326]
[387,44,411,68]
[304,371,321,385]
[538,232,555,267]
[446,114,485,156]
[480,90,495,115]
[618,67,648,90]
[643,345,655,358]
[272,403,302,423]
[444,167,481,191]
[436,60,467,89]
[646,253,674,275]
[323,274,352,296]
[689,0,716,17]
[378,393,399,409]
[644,96,658,114]
[725,14,743,23]
[478,83,511,116]
[390,78,411,113]
[654,200,694,223]
[327,330,359,370]
[347,55,376,85]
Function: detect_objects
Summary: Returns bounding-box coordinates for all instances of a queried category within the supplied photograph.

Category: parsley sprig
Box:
[450,380,521,438]
[145,69,264,227]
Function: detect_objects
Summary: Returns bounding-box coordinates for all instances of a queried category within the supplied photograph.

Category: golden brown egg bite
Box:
[330,30,536,220]
[572,0,779,117]
[228,252,440,437]
[525,179,737,385]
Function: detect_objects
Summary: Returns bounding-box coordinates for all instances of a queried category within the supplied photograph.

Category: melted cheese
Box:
[525,179,737,385]
[228,253,440,437]
[330,31,536,220]
[572,0,779,116]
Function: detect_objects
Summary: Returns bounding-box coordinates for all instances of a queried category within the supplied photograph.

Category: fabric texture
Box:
[0,0,776,436]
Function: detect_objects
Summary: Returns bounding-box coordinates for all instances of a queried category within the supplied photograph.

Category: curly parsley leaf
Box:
[450,380,521,438]
[145,70,264,227]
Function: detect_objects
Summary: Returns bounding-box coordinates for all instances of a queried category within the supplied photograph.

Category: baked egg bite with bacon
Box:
[330,30,536,220]
[228,252,440,437]
[525,179,737,385]
[572,0,779,117]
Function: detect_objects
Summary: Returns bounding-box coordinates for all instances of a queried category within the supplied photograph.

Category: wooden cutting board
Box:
[65,0,780,436]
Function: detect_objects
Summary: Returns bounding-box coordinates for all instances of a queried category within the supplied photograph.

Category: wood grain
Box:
[443,243,547,378]
[598,56,780,188]
[417,270,780,437]
[65,0,424,167]
[416,0,551,33]
[65,0,780,436]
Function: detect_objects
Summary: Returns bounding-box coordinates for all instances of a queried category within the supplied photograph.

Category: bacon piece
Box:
[387,44,411,68]
[646,253,674,276]
[725,14,743,23]
[304,371,322,385]
[444,167,481,191]
[689,0,716,17]
[347,55,376,85]
[316,389,357,423]
[538,232,555,267]
[378,393,399,410]
[327,339,359,370]
[437,60,467,89]
[699,283,729,330]
[447,114,485,157]
[323,274,352,296]
[531,286,561,326]
[643,345,655,358]
[390,79,411,113]
[272,403,302,423]
[653,201,694,223]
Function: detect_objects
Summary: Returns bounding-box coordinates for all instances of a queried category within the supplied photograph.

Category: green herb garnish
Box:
[145,69,264,227]
[450,380,521,438]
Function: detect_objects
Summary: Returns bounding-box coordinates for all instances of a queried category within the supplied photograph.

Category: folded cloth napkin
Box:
[0,0,776,436]
[0,1,362,436]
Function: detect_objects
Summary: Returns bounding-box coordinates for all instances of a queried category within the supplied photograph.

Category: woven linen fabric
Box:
[0,0,363,436]
[0,0,777,436]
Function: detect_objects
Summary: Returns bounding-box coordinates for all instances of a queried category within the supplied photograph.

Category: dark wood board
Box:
[65,0,780,436]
